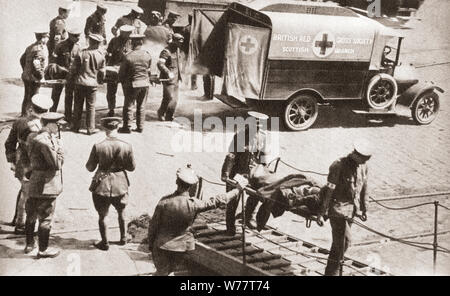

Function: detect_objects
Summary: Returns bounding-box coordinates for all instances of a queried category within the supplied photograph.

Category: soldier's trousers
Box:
[225,184,260,233]
[25,198,56,251]
[22,80,40,116]
[106,82,119,113]
[73,85,97,132]
[203,75,215,100]
[123,86,148,130]
[325,216,353,276]
[51,83,75,122]
[158,82,179,121]
[152,246,185,276]
[15,179,30,228]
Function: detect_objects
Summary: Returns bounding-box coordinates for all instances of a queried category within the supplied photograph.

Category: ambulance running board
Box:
[214,95,249,109]
[352,108,397,115]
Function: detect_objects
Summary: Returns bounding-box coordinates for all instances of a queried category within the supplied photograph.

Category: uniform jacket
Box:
[20,42,48,82]
[148,189,239,252]
[157,45,182,84]
[4,115,41,179]
[118,47,152,88]
[27,128,64,198]
[112,15,147,36]
[50,39,81,71]
[85,136,136,197]
[324,156,369,218]
[48,16,67,54]
[221,127,268,180]
[70,48,106,87]
[106,36,132,66]
[84,12,107,41]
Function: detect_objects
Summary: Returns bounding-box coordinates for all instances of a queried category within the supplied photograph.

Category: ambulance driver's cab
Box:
[189,1,444,131]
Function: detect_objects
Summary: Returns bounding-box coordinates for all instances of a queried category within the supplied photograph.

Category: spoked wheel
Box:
[366,75,398,109]
[283,95,318,131]
[411,91,440,125]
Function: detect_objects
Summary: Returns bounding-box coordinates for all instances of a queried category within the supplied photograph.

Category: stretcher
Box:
[104,66,169,84]
[226,177,324,229]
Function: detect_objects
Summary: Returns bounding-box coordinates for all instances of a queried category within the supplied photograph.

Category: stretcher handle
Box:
[225,178,257,196]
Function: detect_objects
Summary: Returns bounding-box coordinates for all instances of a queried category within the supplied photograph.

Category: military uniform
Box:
[49,38,81,120]
[5,114,42,229]
[221,124,269,234]
[112,14,147,36]
[118,36,152,132]
[25,113,64,256]
[20,41,48,116]
[70,35,106,134]
[48,16,67,55]
[84,12,107,43]
[149,187,240,275]
[322,154,369,276]
[106,28,133,116]
[86,120,136,249]
[157,43,182,121]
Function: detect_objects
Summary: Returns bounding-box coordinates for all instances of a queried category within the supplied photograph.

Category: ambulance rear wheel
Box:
[366,74,398,110]
[411,91,440,125]
[284,95,318,131]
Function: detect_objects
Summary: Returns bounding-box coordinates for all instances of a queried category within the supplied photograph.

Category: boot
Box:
[37,247,60,258]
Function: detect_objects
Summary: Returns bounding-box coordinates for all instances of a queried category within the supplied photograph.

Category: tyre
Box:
[411,91,440,125]
[283,94,318,131]
[365,74,398,109]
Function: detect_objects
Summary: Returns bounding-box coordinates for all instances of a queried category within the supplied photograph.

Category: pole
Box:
[433,201,439,274]
[241,191,247,275]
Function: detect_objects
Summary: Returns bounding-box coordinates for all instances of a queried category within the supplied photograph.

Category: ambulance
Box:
[188,1,444,130]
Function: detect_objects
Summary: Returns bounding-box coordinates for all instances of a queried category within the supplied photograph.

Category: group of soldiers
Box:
[20,3,189,136]
[6,2,372,276]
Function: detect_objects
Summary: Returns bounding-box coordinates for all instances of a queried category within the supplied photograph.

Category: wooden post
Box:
[433,201,439,274]
[241,190,247,275]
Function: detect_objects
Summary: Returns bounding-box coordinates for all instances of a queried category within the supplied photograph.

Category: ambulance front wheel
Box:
[411,91,440,125]
[283,95,319,131]
[365,74,398,110]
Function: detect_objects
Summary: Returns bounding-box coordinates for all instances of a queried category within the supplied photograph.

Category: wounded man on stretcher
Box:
[236,165,326,231]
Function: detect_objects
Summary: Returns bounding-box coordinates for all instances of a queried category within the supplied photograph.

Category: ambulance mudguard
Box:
[396,81,444,108]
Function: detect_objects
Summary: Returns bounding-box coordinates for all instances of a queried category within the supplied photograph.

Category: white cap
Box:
[31,94,53,110]
[131,6,144,14]
[353,139,372,157]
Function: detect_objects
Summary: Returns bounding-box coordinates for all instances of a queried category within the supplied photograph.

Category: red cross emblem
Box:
[312,31,335,58]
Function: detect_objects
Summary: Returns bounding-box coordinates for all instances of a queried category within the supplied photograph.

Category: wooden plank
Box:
[247,253,282,264]
[185,242,273,276]
[199,235,242,244]
[229,246,264,257]
[262,258,292,270]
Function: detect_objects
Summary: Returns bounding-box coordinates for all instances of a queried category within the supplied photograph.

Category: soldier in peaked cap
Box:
[111,6,147,37]
[5,94,52,234]
[69,33,106,135]
[48,28,82,121]
[162,10,180,34]
[156,33,184,122]
[24,112,65,258]
[221,111,271,236]
[118,33,152,133]
[105,25,133,117]
[85,117,136,250]
[148,165,248,275]
[48,2,72,56]
[149,10,163,26]
[320,139,372,276]
[84,3,107,44]
[20,30,50,116]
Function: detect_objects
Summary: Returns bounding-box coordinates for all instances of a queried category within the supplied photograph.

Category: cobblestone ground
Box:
[0,0,449,275]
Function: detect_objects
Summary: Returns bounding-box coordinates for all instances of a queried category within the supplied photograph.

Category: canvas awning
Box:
[265,11,380,62]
